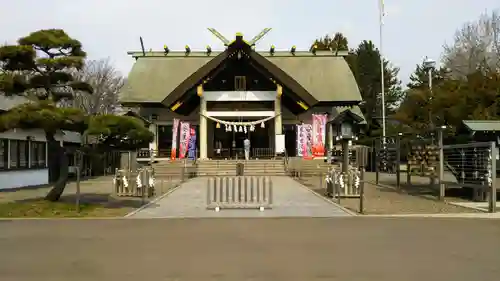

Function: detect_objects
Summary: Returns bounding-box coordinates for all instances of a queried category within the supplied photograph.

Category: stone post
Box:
[328,123,334,151]
[148,123,157,157]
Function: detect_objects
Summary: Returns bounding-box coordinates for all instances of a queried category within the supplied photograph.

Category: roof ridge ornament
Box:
[207,28,272,47]
[248,28,272,46]
[207,28,230,46]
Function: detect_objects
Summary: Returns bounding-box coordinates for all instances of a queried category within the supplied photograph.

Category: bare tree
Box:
[442,10,500,78]
[65,58,125,114]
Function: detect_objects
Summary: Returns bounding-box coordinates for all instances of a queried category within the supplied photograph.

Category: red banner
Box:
[312,114,327,157]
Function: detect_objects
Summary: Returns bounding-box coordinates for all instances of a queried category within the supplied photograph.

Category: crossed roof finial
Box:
[207,28,272,46]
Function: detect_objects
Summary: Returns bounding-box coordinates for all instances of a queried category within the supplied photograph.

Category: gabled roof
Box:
[330,106,367,124]
[119,56,214,104]
[118,110,151,125]
[119,49,362,106]
[265,56,360,103]
[462,120,500,132]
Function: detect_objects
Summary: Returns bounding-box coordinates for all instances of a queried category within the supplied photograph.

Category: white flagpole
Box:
[379,0,386,143]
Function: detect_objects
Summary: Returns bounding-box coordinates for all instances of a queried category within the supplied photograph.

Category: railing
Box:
[252,147,275,159]
[139,147,275,160]
[206,176,273,210]
[137,148,199,161]
[283,149,289,173]
[212,148,231,159]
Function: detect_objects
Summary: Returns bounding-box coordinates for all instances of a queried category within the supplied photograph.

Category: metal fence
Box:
[206,176,273,210]
[372,131,498,212]
[442,142,497,206]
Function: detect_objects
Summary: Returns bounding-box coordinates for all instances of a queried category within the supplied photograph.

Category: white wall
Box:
[0,128,81,190]
[0,169,49,190]
[204,91,276,101]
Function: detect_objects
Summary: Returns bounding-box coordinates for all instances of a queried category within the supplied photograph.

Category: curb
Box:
[123,180,185,218]
[362,213,500,219]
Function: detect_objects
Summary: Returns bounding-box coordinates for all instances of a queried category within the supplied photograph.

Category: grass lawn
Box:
[0,200,133,218]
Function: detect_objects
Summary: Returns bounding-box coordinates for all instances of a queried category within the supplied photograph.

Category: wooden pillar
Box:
[275,84,283,135]
[198,85,208,159]
[274,84,283,156]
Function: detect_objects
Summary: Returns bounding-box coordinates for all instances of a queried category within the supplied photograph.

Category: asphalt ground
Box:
[1,217,499,281]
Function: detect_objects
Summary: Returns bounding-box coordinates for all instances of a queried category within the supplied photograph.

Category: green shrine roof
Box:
[463,120,500,132]
[120,29,361,108]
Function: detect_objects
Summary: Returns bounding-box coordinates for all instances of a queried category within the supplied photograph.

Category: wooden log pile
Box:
[407,144,439,176]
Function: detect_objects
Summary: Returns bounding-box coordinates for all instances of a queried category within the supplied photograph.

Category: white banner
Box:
[179,122,190,159]
[296,125,303,157]
[303,124,313,158]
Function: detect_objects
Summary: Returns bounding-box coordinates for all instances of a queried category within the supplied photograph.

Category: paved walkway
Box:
[130,176,351,218]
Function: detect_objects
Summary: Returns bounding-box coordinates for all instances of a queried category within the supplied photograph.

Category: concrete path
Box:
[130,176,351,218]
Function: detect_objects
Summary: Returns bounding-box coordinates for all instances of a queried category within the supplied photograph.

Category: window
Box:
[0,139,7,170]
[18,140,28,168]
[30,141,47,168]
[9,140,18,168]
[234,76,246,91]
[8,140,29,169]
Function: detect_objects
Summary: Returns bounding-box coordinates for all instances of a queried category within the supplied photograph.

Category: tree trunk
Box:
[44,132,70,202]
[46,133,60,183]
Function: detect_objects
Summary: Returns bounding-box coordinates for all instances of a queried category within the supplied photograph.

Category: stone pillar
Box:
[198,85,208,159]
[148,123,157,156]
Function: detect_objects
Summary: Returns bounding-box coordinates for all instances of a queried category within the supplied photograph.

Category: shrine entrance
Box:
[212,119,271,159]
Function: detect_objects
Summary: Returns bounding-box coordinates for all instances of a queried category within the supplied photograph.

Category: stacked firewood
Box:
[407,144,439,176]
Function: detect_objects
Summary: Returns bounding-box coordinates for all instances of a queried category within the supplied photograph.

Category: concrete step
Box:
[197,165,285,170]
[197,171,287,176]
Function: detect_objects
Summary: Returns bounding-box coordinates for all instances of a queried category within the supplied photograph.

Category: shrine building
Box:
[119,29,366,159]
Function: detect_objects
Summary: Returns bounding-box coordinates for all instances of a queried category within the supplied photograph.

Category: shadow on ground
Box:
[13,193,147,209]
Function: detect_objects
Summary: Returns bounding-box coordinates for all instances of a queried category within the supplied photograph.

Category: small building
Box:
[119,31,365,159]
[460,120,500,169]
[461,120,500,143]
[0,95,81,190]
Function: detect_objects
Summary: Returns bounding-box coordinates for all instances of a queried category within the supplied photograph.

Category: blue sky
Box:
[1,0,498,85]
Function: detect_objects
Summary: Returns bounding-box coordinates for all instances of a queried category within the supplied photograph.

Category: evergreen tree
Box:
[349,40,403,135]
[0,29,92,201]
[0,29,152,201]
[310,35,404,136]
[310,32,349,51]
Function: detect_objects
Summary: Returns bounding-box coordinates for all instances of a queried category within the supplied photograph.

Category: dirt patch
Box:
[297,173,482,214]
